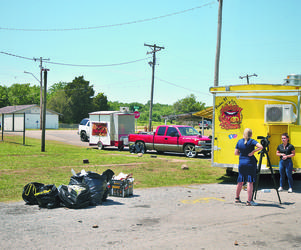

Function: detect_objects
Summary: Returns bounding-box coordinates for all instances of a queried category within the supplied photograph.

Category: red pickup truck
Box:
[128,125,211,158]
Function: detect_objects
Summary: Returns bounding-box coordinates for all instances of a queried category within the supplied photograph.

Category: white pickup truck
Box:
[78,118,90,142]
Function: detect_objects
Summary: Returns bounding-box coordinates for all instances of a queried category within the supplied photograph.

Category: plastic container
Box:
[261,189,271,193]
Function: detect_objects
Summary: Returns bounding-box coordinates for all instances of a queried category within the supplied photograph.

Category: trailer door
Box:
[90,122,111,146]
[289,125,301,169]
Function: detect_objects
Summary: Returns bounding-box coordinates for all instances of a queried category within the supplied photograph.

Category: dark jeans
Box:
[279,159,293,189]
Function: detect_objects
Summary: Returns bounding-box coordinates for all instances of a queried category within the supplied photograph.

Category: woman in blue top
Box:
[276,133,295,193]
[235,128,263,206]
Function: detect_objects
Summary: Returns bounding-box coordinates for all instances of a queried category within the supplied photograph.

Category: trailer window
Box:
[157,126,166,136]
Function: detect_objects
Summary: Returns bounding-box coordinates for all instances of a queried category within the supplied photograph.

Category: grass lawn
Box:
[0,135,235,202]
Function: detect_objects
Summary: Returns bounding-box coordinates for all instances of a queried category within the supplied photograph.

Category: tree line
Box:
[0,76,207,124]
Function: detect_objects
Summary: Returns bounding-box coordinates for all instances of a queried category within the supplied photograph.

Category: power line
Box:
[0,51,35,61]
[46,58,150,67]
[0,2,216,32]
[155,77,211,97]
[0,51,150,67]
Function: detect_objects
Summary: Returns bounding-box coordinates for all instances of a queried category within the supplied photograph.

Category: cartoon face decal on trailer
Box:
[218,101,243,130]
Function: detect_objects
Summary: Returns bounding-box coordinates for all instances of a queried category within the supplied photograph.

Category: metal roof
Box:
[161,112,199,121]
[0,104,61,115]
[193,106,213,120]
[0,104,38,114]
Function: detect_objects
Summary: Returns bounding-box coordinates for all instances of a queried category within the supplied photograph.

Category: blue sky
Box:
[1,0,300,107]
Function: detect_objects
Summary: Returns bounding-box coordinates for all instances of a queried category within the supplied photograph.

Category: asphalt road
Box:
[2,130,301,249]
[23,129,89,147]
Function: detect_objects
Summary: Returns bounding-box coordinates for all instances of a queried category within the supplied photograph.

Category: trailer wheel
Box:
[97,141,103,150]
[184,144,198,158]
[118,145,124,151]
[80,131,88,142]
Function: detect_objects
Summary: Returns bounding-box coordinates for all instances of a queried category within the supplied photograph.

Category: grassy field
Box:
[0,134,234,202]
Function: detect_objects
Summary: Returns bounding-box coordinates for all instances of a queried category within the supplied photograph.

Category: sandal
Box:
[235,197,241,203]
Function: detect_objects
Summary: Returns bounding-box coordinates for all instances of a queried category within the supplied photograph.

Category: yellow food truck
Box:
[209,80,301,174]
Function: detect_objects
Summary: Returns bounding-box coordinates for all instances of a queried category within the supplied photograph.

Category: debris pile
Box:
[22,169,133,209]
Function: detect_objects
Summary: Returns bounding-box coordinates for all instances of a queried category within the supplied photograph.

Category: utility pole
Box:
[144,43,165,132]
[214,0,223,87]
[34,57,49,130]
[41,68,49,152]
[239,73,258,84]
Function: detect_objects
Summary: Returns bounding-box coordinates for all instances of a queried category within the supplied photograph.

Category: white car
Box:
[199,120,212,130]
[78,118,90,142]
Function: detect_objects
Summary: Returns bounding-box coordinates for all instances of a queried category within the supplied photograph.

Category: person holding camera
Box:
[234,128,263,206]
[276,133,295,193]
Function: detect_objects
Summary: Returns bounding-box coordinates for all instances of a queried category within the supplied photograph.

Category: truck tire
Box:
[97,141,103,150]
[203,152,211,157]
[80,131,88,142]
[184,144,198,158]
[135,141,146,154]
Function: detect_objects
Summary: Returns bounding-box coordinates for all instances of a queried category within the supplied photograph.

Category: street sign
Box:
[134,111,140,119]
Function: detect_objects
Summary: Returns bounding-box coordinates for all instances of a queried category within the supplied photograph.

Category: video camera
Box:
[257,135,271,149]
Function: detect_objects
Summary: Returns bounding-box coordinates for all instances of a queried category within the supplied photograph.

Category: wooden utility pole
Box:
[34,57,49,130]
[41,68,49,152]
[214,0,223,87]
[39,58,43,130]
[144,43,165,132]
[239,73,258,84]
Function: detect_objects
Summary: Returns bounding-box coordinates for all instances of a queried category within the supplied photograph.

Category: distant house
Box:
[0,104,59,130]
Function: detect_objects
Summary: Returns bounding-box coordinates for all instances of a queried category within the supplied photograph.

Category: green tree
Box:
[92,92,108,111]
[127,102,145,112]
[108,101,128,111]
[173,94,205,114]
[47,82,67,100]
[0,85,9,108]
[7,83,40,105]
[47,91,71,123]
[64,76,94,123]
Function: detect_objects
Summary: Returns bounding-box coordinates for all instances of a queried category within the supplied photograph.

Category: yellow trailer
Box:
[209,84,301,173]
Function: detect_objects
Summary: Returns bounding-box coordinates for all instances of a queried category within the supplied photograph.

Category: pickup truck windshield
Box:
[178,127,200,136]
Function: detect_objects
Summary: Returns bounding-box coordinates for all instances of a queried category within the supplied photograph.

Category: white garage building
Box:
[0,104,59,130]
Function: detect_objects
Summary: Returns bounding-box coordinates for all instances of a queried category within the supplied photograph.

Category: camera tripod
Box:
[252,146,282,204]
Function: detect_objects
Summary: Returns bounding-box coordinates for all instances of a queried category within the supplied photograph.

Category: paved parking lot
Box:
[2,130,301,249]
[23,129,89,147]
[1,182,301,249]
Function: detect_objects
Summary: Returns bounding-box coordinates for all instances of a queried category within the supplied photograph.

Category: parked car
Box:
[199,120,212,129]
[128,125,212,158]
[78,118,90,142]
